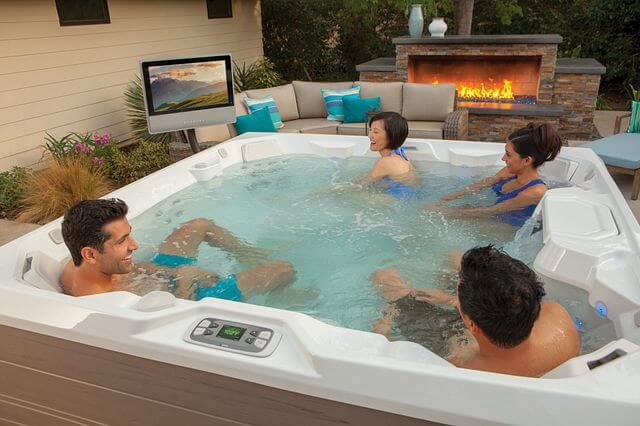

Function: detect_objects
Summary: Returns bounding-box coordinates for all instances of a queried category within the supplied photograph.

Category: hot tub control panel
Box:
[184,318,281,357]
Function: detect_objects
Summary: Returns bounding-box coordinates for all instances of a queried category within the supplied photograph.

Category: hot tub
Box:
[1,133,639,425]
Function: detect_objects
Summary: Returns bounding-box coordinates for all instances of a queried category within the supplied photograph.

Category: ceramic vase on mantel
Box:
[408,4,424,38]
[428,17,448,37]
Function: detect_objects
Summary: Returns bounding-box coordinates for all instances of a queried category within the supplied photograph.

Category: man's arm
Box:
[411,288,456,306]
[371,303,400,337]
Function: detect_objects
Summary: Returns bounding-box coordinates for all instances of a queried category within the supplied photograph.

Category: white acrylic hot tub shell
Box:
[1,133,639,425]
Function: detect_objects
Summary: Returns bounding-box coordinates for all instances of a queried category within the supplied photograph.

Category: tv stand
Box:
[183,128,200,153]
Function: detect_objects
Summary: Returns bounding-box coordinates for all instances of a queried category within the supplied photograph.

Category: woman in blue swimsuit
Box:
[435,123,562,227]
[365,112,419,200]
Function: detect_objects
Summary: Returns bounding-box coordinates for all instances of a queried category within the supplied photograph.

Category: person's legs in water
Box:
[169,261,295,301]
[157,218,267,265]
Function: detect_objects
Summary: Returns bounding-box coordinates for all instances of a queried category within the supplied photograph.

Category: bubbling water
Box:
[130,155,616,356]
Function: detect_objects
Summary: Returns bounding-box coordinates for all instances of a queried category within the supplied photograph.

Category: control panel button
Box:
[204,329,214,336]
[193,327,206,336]
[254,339,267,349]
[250,330,259,337]
[245,337,255,344]
[258,331,272,340]
[209,322,219,328]
[198,320,211,328]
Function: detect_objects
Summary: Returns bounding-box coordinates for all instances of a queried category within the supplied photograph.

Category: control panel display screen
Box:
[217,325,246,341]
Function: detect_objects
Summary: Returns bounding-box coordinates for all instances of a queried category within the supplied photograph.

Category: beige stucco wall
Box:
[0,0,263,171]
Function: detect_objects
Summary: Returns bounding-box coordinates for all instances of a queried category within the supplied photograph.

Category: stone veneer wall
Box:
[395,43,558,105]
[553,73,602,140]
[468,115,561,142]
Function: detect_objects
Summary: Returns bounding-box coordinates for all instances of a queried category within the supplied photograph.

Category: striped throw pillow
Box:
[243,95,284,129]
[320,86,361,121]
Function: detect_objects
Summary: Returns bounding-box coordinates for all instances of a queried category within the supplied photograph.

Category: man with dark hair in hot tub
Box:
[369,246,579,377]
[59,198,295,300]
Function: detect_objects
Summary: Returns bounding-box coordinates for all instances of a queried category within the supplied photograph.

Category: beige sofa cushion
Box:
[407,121,444,139]
[227,91,249,139]
[245,84,299,122]
[279,118,339,134]
[233,91,248,117]
[355,81,403,114]
[402,83,455,121]
[292,81,354,119]
[337,122,367,136]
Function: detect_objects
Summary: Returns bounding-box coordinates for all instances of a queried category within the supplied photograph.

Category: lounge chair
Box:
[583,112,640,200]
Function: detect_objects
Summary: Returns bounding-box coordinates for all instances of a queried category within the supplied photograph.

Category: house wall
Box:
[0,0,264,171]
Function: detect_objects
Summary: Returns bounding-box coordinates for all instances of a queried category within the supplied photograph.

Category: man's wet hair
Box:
[458,245,546,348]
[369,111,409,150]
[62,199,129,266]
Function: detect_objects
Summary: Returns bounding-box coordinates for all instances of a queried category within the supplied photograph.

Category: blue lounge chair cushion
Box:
[582,132,640,170]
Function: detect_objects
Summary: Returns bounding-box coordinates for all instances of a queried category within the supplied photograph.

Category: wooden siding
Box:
[0,325,439,425]
[0,0,264,171]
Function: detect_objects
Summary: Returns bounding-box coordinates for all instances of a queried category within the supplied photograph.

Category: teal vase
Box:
[408,5,424,37]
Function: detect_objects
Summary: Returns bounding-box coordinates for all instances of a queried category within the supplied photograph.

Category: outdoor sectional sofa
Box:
[228,81,469,140]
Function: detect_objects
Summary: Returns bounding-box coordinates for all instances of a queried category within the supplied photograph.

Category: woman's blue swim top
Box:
[380,147,418,200]
[492,176,545,227]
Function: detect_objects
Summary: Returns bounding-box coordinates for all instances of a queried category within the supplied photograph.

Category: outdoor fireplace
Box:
[408,55,541,105]
[356,34,606,141]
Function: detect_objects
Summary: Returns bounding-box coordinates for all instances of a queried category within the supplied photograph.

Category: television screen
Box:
[140,54,235,133]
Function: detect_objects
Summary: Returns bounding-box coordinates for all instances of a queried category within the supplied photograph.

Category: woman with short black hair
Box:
[365,111,419,199]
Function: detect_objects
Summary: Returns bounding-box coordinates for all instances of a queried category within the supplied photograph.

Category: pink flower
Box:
[92,156,105,167]
[75,142,91,154]
[93,133,111,145]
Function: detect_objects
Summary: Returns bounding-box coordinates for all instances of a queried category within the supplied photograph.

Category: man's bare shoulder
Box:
[58,259,74,294]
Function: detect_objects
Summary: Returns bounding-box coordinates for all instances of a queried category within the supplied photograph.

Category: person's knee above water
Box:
[364,111,419,200]
[416,246,579,377]
[59,199,295,300]
[433,122,563,227]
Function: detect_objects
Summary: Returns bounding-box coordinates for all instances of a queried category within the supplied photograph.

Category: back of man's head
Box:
[458,245,546,348]
[61,199,128,266]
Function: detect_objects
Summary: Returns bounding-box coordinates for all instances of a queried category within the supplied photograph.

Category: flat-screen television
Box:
[140,54,235,134]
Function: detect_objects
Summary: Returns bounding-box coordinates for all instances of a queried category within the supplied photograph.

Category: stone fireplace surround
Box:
[356,34,605,142]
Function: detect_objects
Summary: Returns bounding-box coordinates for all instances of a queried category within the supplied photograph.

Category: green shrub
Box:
[233,58,284,92]
[0,167,29,219]
[107,140,171,185]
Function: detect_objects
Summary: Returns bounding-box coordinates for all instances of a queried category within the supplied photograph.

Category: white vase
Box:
[428,17,448,38]
[408,4,424,38]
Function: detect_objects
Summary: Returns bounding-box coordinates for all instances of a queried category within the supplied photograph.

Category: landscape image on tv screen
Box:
[148,60,229,113]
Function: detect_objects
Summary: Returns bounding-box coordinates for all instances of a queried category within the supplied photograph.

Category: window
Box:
[55,0,110,26]
[206,0,232,19]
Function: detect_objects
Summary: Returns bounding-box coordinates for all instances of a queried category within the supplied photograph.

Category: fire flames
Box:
[433,79,515,101]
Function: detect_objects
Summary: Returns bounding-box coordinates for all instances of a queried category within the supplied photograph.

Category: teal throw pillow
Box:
[342,96,382,123]
[321,86,361,121]
[243,95,284,129]
[233,107,277,135]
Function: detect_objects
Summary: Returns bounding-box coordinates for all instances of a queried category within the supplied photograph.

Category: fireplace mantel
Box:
[392,34,563,45]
